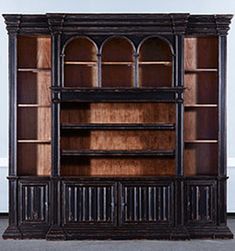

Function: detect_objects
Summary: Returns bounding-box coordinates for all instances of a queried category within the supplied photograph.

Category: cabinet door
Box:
[18,179,50,225]
[185,180,217,225]
[119,181,174,226]
[62,180,117,227]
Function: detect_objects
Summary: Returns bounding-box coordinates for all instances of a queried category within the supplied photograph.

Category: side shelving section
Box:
[17,35,52,176]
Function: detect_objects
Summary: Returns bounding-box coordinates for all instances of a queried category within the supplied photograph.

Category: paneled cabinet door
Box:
[18,180,50,225]
[62,181,117,227]
[119,181,174,226]
[185,180,217,225]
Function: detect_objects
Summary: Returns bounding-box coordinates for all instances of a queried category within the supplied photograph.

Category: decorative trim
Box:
[3,14,232,35]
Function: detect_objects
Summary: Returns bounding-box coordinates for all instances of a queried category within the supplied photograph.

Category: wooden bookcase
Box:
[2,13,233,240]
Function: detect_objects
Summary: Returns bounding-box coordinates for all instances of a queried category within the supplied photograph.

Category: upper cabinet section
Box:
[63,36,173,88]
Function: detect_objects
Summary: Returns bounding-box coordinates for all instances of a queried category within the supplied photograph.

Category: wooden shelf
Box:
[17,140,51,144]
[56,87,183,102]
[61,149,175,157]
[18,104,51,108]
[61,123,176,131]
[18,68,51,73]
[64,61,97,65]
[185,69,218,73]
[139,61,172,66]
[184,104,218,108]
[184,140,218,144]
[102,62,133,65]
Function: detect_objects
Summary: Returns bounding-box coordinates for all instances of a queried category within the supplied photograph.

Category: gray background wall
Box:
[0,0,235,212]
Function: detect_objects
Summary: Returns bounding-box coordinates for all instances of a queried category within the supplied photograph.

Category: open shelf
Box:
[17,143,51,176]
[184,143,218,176]
[184,107,218,141]
[60,157,175,176]
[17,71,51,105]
[61,149,175,157]
[61,130,175,151]
[61,103,176,124]
[17,107,51,140]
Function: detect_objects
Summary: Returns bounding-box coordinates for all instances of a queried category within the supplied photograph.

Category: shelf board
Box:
[17,140,51,144]
[185,140,218,144]
[17,68,51,73]
[102,62,133,65]
[184,104,218,108]
[139,61,172,66]
[18,104,51,108]
[61,150,175,157]
[64,61,97,66]
[185,69,218,73]
[56,87,183,102]
[61,123,175,130]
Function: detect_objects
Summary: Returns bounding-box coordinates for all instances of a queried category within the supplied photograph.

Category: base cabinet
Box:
[3,177,233,240]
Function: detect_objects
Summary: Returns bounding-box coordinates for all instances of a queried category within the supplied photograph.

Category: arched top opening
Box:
[102,37,134,62]
[139,37,173,62]
[64,37,97,62]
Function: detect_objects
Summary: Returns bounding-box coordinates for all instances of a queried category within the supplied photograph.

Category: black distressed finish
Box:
[2,13,233,240]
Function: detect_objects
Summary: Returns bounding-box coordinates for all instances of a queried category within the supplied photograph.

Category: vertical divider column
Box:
[171,34,188,239]
[217,35,227,226]
[3,16,22,238]
[46,14,65,240]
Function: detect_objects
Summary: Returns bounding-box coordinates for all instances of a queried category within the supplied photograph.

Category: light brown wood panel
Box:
[139,37,172,61]
[102,65,133,87]
[17,71,51,105]
[61,157,175,176]
[184,72,218,105]
[184,107,218,140]
[64,65,97,87]
[65,37,97,62]
[184,143,218,176]
[139,65,172,87]
[17,36,51,68]
[61,130,175,150]
[17,107,51,140]
[184,37,218,70]
[102,37,134,62]
[61,103,176,124]
[17,143,51,176]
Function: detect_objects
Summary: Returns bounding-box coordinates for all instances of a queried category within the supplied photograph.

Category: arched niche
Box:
[101,37,134,87]
[63,37,98,87]
[138,37,173,87]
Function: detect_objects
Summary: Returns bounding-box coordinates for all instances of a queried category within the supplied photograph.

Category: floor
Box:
[0,217,235,251]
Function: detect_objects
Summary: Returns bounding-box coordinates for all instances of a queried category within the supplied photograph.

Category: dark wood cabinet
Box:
[2,13,233,240]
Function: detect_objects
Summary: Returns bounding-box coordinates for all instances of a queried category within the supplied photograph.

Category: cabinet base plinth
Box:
[46,226,66,240]
[2,225,22,239]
